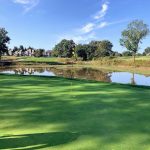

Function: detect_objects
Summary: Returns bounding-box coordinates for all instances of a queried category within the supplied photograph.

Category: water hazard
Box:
[0,67,150,86]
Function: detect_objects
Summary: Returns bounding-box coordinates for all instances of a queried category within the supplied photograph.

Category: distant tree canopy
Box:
[90,40,114,57]
[75,44,95,61]
[120,20,149,62]
[144,47,150,55]
[75,40,113,61]
[122,51,133,56]
[52,39,76,58]
[34,49,45,57]
[52,39,114,60]
[113,51,122,57]
[0,28,10,60]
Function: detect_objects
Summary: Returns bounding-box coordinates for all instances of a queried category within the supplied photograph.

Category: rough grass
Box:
[0,74,150,150]
[81,56,150,67]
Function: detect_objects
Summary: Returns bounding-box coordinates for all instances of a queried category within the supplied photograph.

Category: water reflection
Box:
[131,73,136,85]
[0,67,150,86]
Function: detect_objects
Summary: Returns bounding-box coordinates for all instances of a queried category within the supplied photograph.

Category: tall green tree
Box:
[34,49,45,57]
[120,20,149,63]
[90,40,113,57]
[0,28,10,60]
[53,39,75,58]
[75,44,88,61]
[75,44,95,61]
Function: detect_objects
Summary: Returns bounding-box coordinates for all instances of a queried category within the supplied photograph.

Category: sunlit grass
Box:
[0,74,150,149]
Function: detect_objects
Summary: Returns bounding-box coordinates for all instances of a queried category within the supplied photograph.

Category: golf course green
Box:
[0,74,150,150]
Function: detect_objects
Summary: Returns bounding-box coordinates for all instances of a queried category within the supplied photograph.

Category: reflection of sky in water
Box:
[32,71,55,76]
[111,72,150,86]
[0,69,150,86]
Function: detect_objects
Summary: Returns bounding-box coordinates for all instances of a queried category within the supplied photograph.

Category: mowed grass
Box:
[0,74,150,150]
[19,57,60,62]
[2,56,59,62]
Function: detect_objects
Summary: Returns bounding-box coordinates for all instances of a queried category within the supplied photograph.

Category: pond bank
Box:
[0,66,150,86]
[1,56,150,75]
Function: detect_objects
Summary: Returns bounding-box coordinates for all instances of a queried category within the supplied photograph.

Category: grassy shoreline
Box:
[1,56,150,75]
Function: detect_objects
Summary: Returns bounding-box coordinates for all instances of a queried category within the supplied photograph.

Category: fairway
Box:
[0,75,150,150]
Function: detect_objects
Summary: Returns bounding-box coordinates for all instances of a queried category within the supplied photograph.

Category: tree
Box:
[12,46,19,55]
[34,49,45,57]
[122,51,133,56]
[112,51,122,57]
[53,39,75,58]
[75,44,95,61]
[75,44,88,61]
[90,40,113,57]
[0,28,10,60]
[120,20,149,63]
[144,47,150,55]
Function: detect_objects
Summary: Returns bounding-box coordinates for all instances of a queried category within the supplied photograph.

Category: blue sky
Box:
[0,0,150,52]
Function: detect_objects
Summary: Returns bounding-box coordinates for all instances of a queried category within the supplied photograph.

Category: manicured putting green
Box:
[0,74,150,150]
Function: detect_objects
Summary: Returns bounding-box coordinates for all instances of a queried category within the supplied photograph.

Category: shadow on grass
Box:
[0,74,150,149]
[0,132,79,150]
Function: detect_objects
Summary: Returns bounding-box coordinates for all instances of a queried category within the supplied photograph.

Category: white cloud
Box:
[81,23,95,33]
[94,1,109,20]
[73,33,96,43]
[57,1,128,44]
[13,0,39,13]
[14,0,32,4]
[57,32,96,44]
[97,19,128,29]
[78,1,109,34]
[97,22,108,28]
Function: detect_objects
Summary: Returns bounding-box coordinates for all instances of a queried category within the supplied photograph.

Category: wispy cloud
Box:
[94,1,109,20]
[97,22,108,28]
[58,1,127,44]
[78,1,110,35]
[81,23,95,33]
[57,32,96,44]
[13,0,39,13]
[97,20,128,29]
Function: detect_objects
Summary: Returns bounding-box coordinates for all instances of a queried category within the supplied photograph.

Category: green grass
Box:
[0,74,150,150]
[19,57,59,62]
[1,56,70,65]
[1,56,59,62]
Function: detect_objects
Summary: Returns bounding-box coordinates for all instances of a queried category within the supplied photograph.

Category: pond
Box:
[0,67,150,86]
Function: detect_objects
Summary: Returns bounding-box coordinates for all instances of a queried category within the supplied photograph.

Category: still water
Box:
[0,67,150,86]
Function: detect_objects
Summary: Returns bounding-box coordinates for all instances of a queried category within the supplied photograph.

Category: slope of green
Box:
[0,75,150,150]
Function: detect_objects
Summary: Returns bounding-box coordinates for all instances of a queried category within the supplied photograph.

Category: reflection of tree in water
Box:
[131,73,136,85]
[14,68,35,75]
[2,67,111,82]
[13,68,45,75]
[49,67,112,82]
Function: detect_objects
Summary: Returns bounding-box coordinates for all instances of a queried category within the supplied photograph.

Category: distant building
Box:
[25,49,35,56]
[45,50,52,57]
[8,49,13,56]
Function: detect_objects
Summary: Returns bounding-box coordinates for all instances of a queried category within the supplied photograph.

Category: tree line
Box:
[52,39,114,60]
[51,20,150,61]
[0,20,150,61]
